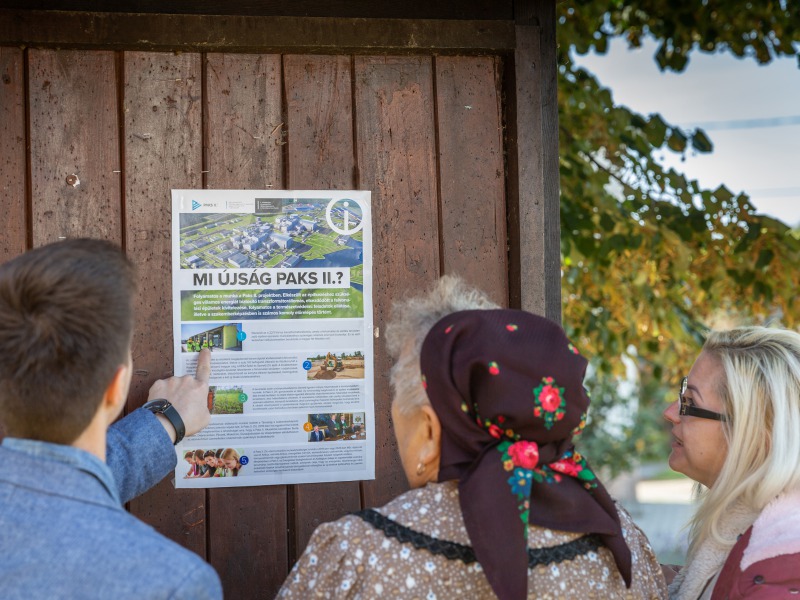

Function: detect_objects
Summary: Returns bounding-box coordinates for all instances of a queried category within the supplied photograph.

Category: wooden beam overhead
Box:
[0,10,515,54]
[0,0,513,20]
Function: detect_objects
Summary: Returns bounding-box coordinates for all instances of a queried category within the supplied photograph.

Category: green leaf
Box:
[645,114,668,146]
[689,211,707,233]
[755,249,775,269]
[691,128,713,153]
[733,225,761,253]
[630,114,647,129]
[714,184,735,203]
[667,128,688,153]
[600,213,616,232]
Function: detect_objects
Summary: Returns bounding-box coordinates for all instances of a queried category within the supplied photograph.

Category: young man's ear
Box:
[101,362,132,423]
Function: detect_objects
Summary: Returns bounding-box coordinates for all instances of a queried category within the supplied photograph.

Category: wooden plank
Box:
[205,54,283,189]
[0,11,515,54]
[122,51,206,556]
[354,55,440,509]
[0,47,27,263]
[507,0,561,322]
[283,54,362,556]
[28,49,121,246]
[529,0,562,323]
[204,52,288,600]
[0,46,25,439]
[504,22,545,316]
[435,55,508,306]
[5,0,513,20]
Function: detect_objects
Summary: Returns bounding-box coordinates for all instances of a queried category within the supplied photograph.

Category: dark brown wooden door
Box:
[1,47,508,598]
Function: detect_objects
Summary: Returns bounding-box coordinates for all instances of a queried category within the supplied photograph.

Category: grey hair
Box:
[385,275,500,415]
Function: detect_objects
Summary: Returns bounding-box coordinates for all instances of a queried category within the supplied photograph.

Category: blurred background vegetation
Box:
[557,1,800,476]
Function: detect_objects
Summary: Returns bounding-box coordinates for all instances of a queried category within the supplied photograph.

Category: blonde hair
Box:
[687,326,800,558]
[221,448,241,476]
[221,448,240,462]
[384,275,499,415]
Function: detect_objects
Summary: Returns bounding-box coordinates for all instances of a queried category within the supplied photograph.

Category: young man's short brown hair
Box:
[0,239,135,444]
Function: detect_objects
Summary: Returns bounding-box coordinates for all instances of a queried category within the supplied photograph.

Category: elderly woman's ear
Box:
[416,405,442,482]
[392,403,442,489]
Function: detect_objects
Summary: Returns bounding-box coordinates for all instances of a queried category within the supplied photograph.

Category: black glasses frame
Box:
[679,376,728,422]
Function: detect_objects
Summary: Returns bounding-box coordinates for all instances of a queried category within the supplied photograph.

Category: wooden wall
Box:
[0,47,512,597]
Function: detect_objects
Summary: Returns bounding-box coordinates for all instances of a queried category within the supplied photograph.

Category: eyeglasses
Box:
[679,377,728,422]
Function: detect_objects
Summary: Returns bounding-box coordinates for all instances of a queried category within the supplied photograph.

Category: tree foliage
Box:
[558,1,800,474]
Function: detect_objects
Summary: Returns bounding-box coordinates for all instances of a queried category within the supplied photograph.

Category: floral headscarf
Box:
[420,309,632,600]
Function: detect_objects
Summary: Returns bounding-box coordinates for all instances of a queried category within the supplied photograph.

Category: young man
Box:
[0,239,222,599]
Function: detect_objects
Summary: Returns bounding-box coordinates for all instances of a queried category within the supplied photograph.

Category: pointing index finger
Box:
[195,348,212,383]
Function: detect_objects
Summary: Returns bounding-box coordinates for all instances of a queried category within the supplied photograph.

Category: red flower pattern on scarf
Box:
[539,384,562,412]
[507,441,539,470]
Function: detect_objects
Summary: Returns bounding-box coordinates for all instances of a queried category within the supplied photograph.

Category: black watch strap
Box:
[143,399,186,445]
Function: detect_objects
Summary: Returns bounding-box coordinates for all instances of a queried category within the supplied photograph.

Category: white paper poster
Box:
[170,190,374,488]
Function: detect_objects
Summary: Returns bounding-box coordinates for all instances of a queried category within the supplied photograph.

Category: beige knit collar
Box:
[668,500,758,600]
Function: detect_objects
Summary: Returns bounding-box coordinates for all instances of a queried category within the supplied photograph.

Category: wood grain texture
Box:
[4,0,513,20]
[435,55,508,306]
[205,54,283,189]
[285,54,355,190]
[529,0,562,323]
[506,0,561,322]
[5,2,565,592]
[0,11,514,54]
[505,23,546,317]
[122,51,206,555]
[283,54,362,556]
[204,52,288,600]
[354,55,440,509]
[28,49,121,246]
[0,47,27,262]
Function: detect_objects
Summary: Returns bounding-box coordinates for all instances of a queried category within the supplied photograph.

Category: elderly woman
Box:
[277,277,665,599]
[664,327,800,599]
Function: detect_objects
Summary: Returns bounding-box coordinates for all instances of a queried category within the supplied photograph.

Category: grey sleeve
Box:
[106,408,178,504]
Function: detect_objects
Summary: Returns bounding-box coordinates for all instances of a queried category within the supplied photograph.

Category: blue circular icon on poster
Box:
[237,330,247,341]
[302,360,312,370]
[239,456,249,466]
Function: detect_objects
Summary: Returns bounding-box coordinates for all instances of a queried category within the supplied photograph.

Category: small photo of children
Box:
[183,448,244,478]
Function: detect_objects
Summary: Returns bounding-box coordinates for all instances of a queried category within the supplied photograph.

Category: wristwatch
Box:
[142,399,186,445]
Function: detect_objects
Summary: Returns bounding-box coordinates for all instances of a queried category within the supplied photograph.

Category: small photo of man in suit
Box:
[308,425,325,442]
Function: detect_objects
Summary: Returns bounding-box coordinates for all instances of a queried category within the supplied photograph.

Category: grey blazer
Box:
[0,409,223,599]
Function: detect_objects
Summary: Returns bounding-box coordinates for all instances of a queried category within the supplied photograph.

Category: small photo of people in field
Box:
[183,448,245,478]
[306,412,366,442]
[305,351,365,380]
[207,385,246,415]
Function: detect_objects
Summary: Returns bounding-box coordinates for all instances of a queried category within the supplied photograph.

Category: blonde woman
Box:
[664,327,800,599]
[220,448,241,477]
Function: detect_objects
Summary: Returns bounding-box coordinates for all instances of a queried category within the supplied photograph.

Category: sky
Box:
[573,39,800,226]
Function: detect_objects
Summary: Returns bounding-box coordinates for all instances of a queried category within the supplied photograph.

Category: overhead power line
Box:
[681,115,800,131]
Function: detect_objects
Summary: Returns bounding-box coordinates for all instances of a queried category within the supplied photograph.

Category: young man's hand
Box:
[147,348,212,441]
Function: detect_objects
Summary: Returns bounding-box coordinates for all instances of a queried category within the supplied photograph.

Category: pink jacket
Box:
[711,489,800,599]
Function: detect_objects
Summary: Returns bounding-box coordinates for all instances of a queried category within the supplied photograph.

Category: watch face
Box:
[145,399,171,412]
